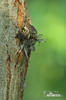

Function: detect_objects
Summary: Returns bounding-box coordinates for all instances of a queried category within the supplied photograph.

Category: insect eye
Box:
[23,29,25,32]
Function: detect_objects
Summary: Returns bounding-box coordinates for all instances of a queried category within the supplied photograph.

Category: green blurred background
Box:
[23,0,66,100]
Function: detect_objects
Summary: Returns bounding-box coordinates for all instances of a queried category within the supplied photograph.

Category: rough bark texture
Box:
[0,0,29,100]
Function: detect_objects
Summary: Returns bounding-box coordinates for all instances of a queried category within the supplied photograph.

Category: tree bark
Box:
[0,0,30,100]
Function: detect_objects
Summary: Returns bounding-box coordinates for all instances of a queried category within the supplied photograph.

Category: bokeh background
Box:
[23,0,66,100]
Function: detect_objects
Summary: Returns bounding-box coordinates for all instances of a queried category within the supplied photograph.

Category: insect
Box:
[15,23,40,59]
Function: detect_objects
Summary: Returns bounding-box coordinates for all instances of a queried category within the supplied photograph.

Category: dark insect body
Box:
[15,24,41,59]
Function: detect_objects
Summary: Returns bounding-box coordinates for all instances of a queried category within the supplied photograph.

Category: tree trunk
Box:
[0,0,30,100]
